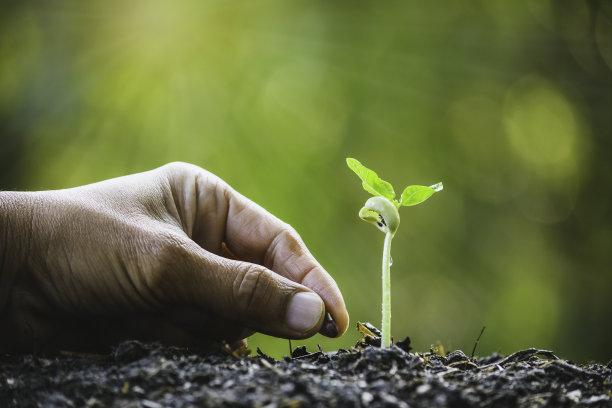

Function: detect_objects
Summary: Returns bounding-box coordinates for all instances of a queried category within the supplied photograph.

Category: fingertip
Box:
[285,292,325,335]
[318,303,350,338]
[320,290,350,337]
[299,270,349,337]
[342,307,350,333]
[332,308,350,337]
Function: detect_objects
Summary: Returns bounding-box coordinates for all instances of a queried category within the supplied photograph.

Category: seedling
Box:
[347,158,443,348]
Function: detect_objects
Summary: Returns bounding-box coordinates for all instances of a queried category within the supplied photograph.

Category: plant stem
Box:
[381,231,393,347]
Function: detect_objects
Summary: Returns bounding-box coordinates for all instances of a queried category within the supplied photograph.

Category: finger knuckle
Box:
[285,224,300,240]
[284,226,304,249]
[264,226,303,267]
[160,162,208,183]
[232,265,271,311]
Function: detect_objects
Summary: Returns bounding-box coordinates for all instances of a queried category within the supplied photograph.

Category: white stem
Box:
[381,231,393,347]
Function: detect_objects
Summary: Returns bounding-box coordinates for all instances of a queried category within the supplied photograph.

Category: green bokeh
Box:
[1,0,611,362]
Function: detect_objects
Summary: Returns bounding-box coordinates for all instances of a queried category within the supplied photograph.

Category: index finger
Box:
[223,187,349,337]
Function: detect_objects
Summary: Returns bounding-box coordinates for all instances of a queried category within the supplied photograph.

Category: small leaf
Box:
[346,158,395,199]
[400,182,443,206]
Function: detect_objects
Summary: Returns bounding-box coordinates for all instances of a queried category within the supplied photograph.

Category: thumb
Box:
[172,250,326,339]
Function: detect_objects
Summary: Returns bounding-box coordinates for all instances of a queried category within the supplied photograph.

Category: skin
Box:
[0,162,349,353]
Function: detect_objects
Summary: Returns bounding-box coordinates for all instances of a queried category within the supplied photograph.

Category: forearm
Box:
[0,192,32,313]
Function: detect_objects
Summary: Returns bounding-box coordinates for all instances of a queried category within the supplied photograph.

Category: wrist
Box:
[0,191,33,312]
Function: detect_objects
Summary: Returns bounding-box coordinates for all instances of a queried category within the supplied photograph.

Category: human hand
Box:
[0,162,349,353]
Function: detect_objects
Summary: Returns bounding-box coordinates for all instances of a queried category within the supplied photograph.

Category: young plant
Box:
[347,158,443,348]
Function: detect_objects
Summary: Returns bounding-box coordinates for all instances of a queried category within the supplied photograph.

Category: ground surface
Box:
[1,337,611,407]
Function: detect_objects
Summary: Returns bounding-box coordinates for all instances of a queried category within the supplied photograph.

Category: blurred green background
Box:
[1,0,611,362]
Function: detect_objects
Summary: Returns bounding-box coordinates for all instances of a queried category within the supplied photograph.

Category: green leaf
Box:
[400,182,443,206]
[346,158,395,199]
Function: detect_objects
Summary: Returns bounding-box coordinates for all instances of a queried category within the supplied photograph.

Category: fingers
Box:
[161,162,349,336]
[167,248,326,339]
[222,189,349,337]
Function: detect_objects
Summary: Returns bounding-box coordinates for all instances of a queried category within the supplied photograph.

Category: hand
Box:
[0,162,349,353]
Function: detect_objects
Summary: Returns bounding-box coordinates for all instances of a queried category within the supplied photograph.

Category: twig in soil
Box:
[479,348,559,370]
[146,360,172,379]
[259,357,283,375]
[437,367,460,379]
[292,351,324,361]
[448,360,479,370]
[142,400,163,408]
[545,359,602,379]
[288,340,293,356]
[470,326,486,360]
[481,364,504,373]
[288,344,326,362]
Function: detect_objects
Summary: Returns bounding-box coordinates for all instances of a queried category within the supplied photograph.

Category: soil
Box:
[1,333,611,408]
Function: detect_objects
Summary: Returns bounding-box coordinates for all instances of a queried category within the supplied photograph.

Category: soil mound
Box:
[1,340,611,407]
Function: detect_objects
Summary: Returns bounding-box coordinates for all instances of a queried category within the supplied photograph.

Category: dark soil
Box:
[1,335,611,407]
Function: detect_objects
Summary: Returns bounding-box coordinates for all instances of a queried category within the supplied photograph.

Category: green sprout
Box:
[347,158,443,348]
